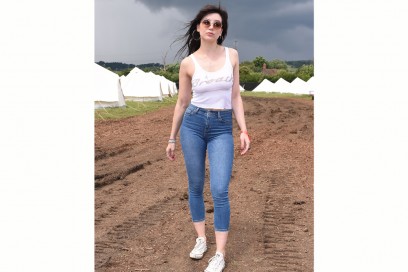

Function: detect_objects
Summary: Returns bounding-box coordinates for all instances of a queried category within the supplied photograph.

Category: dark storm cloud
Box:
[95,0,313,64]
[134,0,313,58]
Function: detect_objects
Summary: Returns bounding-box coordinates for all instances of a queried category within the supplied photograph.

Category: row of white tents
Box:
[94,64,178,109]
[95,63,314,109]
[251,77,314,95]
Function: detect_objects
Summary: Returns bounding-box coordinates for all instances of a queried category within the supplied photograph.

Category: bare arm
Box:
[230,48,250,155]
[166,58,192,161]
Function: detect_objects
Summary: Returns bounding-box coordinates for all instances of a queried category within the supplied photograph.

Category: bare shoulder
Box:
[228,47,239,57]
[180,56,194,69]
[227,47,239,66]
[180,56,194,77]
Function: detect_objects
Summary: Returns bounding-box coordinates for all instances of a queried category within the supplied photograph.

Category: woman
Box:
[166,4,250,272]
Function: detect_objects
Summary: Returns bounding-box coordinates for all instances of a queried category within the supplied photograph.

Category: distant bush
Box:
[240,72,263,83]
[296,64,314,81]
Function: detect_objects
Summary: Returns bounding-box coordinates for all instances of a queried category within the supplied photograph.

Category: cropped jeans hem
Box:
[214,228,229,232]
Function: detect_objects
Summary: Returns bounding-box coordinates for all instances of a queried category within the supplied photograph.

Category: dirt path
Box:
[95,96,314,272]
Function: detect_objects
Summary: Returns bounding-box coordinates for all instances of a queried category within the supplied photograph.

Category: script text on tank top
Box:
[192,75,233,88]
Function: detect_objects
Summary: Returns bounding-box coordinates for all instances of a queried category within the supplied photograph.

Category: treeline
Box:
[239,56,314,83]
[285,60,313,68]
[96,61,136,71]
[97,57,314,84]
[137,63,162,70]
[96,61,163,72]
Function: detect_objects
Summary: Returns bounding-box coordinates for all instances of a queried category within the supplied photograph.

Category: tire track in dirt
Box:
[95,156,177,227]
[94,162,148,189]
[262,170,309,272]
[95,193,181,269]
[95,193,128,228]
[95,143,131,160]
[95,135,170,190]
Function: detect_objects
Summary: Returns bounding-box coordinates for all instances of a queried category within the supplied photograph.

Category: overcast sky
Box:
[95,0,313,65]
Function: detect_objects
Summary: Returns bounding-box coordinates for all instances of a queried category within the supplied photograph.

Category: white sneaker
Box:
[189,237,207,259]
[204,252,225,272]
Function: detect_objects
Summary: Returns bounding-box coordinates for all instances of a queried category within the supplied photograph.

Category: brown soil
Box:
[95,96,314,272]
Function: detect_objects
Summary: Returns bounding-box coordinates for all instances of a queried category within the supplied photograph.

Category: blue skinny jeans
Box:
[180,104,234,232]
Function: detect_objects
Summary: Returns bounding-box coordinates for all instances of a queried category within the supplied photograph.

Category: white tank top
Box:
[190,47,233,109]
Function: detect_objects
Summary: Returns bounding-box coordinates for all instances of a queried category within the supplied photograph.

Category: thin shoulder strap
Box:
[224,47,233,68]
[190,54,199,66]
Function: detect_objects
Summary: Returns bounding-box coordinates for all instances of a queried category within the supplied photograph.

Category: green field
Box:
[95,92,312,121]
[95,96,177,120]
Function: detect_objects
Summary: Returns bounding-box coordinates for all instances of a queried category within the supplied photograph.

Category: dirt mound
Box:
[95,96,314,271]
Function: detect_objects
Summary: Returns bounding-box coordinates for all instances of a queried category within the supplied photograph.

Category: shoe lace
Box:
[207,253,223,268]
[194,238,205,250]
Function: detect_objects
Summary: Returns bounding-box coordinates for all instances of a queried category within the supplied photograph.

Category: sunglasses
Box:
[201,19,222,29]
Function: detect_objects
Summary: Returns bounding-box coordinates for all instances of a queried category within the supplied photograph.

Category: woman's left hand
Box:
[240,132,250,155]
[166,142,176,161]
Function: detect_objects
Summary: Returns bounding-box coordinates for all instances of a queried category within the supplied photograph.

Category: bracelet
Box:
[241,131,250,140]
[168,139,176,144]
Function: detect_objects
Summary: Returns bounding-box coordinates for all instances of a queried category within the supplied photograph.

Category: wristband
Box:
[168,139,176,144]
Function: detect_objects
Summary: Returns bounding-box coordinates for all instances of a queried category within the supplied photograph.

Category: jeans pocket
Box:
[218,116,232,125]
[218,114,232,124]
[184,107,193,116]
[185,105,198,116]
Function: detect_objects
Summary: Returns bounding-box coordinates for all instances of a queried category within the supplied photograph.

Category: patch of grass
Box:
[95,91,312,121]
[241,91,313,100]
[95,96,177,121]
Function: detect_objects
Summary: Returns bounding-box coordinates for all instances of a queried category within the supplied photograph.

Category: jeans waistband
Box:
[188,104,232,114]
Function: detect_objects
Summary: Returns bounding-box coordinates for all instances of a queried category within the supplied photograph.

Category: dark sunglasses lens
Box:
[214,22,222,28]
[202,20,210,26]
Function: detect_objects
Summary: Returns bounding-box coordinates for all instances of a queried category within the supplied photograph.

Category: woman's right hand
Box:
[166,143,176,161]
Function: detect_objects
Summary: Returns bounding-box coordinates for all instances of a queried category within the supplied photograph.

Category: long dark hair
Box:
[174,4,228,60]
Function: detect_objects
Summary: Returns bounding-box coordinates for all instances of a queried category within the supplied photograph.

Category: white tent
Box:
[127,66,144,76]
[252,79,274,92]
[286,77,309,95]
[158,75,178,97]
[171,82,178,95]
[121,68,178,99]
[306,77,314,94]
[119,75,126,89]
[94,63,126,109]
[147,72,178,97]
[121,71,163,101]
[120,67,144,91]
[271,78,290,93]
